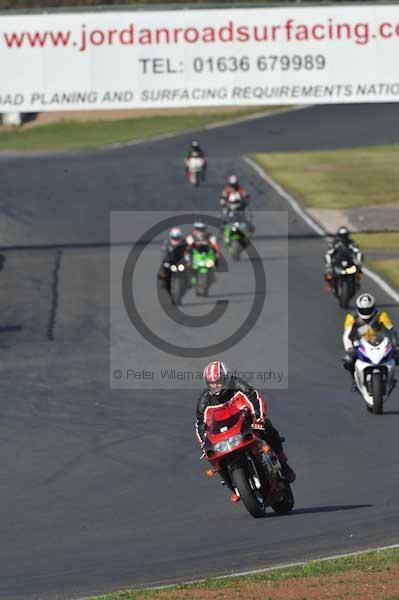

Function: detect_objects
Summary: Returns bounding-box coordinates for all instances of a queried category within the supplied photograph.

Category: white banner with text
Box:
[1,4,399,111]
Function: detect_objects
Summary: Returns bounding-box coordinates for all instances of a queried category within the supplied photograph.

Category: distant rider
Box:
[196,361,296,502]
[220,175,250,214]
[325,226,362,285]
[342,293,399,385]
[185,140,207,179]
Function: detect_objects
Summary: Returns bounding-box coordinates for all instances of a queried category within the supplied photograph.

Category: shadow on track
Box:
[0,325,23,334]
[283,504,373,517]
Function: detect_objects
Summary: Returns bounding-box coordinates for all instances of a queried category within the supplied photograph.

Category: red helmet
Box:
[203,361,230,394]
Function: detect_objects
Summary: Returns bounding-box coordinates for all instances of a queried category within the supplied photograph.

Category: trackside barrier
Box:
[1,4,399,111]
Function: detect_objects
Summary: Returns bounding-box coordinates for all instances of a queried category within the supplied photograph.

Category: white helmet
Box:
[356,293,376,320]
[228,174,239,188]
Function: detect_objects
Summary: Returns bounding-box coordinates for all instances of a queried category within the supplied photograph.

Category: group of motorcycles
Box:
[159,163,252,306]
[328,246,396,416]
[165,153,397,518]
[160,241,218,304]
[160,156,290,519]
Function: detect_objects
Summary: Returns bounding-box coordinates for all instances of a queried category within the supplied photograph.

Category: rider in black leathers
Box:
[158,228,188,292]
[325,226,362,285]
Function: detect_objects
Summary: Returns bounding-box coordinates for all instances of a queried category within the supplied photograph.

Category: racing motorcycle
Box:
[203,392,294,518]
[191,244,216,297]
[185,153,205,187]
[158,258,188,306]
[223,214,250,261]
[354,329,396,414]
[329,248,360,308]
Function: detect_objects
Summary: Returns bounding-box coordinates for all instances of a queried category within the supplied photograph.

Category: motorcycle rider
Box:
[325,226,362,286]
[220,175,250,213]
[158,228,188,290]
[186,221,221,256]
[342,293,399,385]
[185,140,206,179]
[219,175,254,232]
[196,361,296,502]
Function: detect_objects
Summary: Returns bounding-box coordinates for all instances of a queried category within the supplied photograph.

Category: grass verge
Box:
[93,547,399,600]
[252,145,399,209]
[353,232,399,252]
[369,259,399,288]
[0,106,283,152]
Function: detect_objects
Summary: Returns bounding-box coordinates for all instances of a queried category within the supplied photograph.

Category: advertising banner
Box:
[1,4,399,110]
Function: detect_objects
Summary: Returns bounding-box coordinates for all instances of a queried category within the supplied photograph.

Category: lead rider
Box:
[196,361,296,502]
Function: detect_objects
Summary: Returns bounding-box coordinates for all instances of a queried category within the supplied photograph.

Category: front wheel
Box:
[372,371,384,415]
[229,239,242,261]
[230,466,266,518]
[196,271,210,297]
[170,275,186,306]
[339,277,350,308]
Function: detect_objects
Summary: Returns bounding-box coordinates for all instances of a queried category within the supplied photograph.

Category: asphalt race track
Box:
[0,103,399,600]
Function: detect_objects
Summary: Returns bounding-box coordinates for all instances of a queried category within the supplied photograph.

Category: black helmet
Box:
[337,226,350,244]
[191,140,200,149]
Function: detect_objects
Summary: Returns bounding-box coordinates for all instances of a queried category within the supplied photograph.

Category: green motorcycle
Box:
[191,245,216,297]
[223,218,250,261]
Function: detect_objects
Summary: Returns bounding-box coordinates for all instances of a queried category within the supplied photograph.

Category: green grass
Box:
[93,547,399,599]
[353,232,399,252]
[370,259,399,288]
[252,145,399,209]
[0,107,281,152]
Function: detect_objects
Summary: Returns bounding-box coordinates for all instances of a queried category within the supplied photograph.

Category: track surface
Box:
[0,104,399,600]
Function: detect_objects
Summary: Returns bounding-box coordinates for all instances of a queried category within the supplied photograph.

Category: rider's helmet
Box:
[337,226,350,245]
[203,361,230,394]
[356,293,377,321]
[191,140,200,150]
[192,221,208,244]
[228,174,239,190]
[169,227,184,247]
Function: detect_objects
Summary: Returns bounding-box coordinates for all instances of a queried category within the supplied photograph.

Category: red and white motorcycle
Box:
[185,153,205,187]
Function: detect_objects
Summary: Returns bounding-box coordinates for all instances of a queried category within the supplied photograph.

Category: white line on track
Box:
[79,542,399,598]
[244,156,399,304]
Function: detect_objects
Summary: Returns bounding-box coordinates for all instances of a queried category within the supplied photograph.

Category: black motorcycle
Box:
[331,248,360,308]
[158,257,188,306]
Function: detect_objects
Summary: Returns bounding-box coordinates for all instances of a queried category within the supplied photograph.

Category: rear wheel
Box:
[194,172,200,187]
[231,466,266,518]
[271,482,294,514]
[372,371,384,415]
